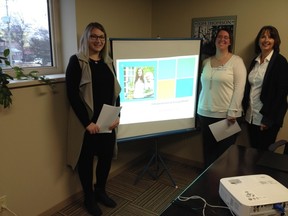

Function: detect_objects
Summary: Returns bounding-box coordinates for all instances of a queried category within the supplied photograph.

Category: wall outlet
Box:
[0,195,7,212]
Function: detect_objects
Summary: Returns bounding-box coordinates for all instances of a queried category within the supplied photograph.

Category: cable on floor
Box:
[177,195,236,216]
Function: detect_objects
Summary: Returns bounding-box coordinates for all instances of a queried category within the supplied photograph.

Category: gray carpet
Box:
[51,157,201,216]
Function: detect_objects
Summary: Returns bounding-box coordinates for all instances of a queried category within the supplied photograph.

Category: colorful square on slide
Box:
[157,80,175,99]
[176,78,194,97]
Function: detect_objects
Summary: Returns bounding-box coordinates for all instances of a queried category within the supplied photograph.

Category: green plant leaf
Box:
[5,60,11,66]
[3,49,10,57]
[0,48,54,109]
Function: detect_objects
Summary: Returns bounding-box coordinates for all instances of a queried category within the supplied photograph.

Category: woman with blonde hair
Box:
[66,22,121,216]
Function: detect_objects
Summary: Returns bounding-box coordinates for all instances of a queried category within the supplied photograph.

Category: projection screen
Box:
[110,38,202,141]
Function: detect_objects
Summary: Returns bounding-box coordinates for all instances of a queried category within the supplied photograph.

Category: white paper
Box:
[96,104,122,133]
[208,119,241,142]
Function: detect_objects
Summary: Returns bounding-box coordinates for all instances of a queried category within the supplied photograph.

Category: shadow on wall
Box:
[238,41,255,68]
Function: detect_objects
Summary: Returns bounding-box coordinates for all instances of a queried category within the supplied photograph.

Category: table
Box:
[161,144,288,216]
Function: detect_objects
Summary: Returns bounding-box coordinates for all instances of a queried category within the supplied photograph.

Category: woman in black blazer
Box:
[243,25,288,150]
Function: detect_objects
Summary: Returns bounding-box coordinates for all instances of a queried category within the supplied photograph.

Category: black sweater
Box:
[243,51,288,128]
[66,55,120,128]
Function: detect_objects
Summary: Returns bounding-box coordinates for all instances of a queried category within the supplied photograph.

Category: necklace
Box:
[209,65,225,89]
[214,53,230,67]
[209,68,216,89]
[209,53,230,89]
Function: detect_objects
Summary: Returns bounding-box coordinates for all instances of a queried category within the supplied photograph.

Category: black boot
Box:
[94,187,117,208]
[84,195,102,216]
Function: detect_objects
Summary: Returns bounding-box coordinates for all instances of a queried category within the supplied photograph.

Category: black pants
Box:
[246,123,280,151]
[198,115,239,168]
[77,130,115,198]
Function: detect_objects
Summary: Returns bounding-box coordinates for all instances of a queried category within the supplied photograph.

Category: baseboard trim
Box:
[39,156,146,216]
[39,191,83,216]
[39,153,201,215]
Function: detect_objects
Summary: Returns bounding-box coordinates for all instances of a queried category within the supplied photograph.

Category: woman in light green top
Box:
[197,28,246,168]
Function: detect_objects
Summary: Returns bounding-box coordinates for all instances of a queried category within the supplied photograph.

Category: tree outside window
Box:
[0,0,52,68]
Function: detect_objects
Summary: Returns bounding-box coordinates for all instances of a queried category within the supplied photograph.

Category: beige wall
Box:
[75,0,152,41]
[0,83,79,215]
[0,0,288,215]
[151,0,288,66]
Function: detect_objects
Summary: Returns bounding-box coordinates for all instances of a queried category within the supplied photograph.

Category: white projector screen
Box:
[110,38,202,141]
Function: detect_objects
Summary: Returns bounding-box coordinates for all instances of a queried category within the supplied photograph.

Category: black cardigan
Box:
[243,51,288,128]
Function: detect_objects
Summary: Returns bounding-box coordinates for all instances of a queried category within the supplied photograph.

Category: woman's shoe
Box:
[84,196,102,216]
[94,188,117,208]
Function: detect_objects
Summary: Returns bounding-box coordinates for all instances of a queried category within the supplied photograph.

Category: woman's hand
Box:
[227,116,236,125]
[260,124,268,131]
[109,117,120,130]
[86,122,100,134]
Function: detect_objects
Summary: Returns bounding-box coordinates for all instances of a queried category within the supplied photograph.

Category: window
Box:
[0,0,62,76]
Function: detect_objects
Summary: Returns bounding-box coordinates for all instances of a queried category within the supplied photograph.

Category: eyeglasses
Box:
[90,34,105,41]
[217,35,230,40]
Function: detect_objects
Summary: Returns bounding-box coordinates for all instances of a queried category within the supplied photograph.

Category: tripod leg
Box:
[157,154,177,188]
[134,153,156,185]
[134,138,177,188]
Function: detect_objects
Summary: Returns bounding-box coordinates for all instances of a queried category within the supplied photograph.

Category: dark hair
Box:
[209,27,234,55]
[254,25,281,54]
[135,67,145,83]
[216,28,233,52]
[78,22,108,60]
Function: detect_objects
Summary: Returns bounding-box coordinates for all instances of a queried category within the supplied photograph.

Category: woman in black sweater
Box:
[66,22,121,216]
[243,25,288,150]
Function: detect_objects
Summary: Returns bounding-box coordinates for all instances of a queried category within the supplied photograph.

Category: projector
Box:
[219,174,288,216]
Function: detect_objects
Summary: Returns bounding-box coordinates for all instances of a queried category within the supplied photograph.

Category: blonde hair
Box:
[78,22,109,62]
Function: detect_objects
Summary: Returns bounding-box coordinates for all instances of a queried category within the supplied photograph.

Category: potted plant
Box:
[0,49,53,108]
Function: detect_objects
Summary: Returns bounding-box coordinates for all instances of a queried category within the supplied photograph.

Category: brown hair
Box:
[254,25,281,54]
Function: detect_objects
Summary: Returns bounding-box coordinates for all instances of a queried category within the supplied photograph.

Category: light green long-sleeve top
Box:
[197,55,247,118]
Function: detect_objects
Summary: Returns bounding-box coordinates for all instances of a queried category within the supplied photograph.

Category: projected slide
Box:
[110,38,201,140]
[117,55,198,124]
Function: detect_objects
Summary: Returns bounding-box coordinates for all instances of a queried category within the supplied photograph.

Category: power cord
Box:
[1,205,18,216]
[177,195,236,216]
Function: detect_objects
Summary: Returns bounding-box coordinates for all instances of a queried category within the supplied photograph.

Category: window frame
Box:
[3,0,63,78]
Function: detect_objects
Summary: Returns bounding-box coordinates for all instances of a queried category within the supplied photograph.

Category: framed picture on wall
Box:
[192,15,237,60]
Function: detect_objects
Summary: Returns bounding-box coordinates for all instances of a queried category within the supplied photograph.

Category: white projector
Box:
[219,174,288,216]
